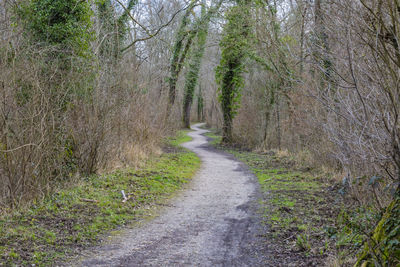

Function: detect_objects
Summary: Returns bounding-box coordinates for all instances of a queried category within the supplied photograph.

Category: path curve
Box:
[76,123,263,266]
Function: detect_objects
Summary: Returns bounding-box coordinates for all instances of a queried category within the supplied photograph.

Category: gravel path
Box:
[76,123,265,266]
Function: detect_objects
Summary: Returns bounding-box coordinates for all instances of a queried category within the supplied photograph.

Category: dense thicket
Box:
[0,0,179,208]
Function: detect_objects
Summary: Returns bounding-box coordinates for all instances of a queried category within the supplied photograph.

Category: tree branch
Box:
[118,3,191,53]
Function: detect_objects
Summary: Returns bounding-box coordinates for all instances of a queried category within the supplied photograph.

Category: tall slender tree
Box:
[168,0,198,108]
[197,83,204,122]
[182,0,223,128]
[313,0,334,91]
[215,0,252,143]
[97,0,137,61]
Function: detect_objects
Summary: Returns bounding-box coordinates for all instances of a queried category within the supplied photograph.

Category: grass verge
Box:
[0,130,200,266]
[204,130,341,266]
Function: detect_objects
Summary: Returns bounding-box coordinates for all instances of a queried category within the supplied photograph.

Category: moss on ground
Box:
[0,130,200,266]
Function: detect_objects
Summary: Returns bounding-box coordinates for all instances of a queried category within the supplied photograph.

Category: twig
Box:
[81,198,99,203]
[0,143,38,153]
[120,5,190,53]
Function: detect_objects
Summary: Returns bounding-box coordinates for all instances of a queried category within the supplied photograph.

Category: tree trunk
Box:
[181,0,223,127]
[183,100,192,128]
[222,111,233,143]
[299,3,307,74]
[197,84,204,122]
[216,0,251,144]
[355,190,400,266]
[275,95,281,150]
[167,0,198,109]
[263,86,275,147]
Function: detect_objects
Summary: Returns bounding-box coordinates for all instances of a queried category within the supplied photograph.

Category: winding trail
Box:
[76,123,264,266]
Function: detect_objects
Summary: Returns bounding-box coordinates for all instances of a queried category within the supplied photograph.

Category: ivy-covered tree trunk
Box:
[197,84,204,122]
[96,0,136,61]
[355,189,400,266]
[215,0,251,143]
[313,0,334,90]
[97,0,115,60]
[182,22,207,127]
[182,0,222,128]
[168,0,198,108]
[262,85,275,146]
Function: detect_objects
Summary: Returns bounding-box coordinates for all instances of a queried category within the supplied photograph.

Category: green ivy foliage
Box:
[168,0,198,106]
[116,0,138,41]
[355,194,400,266]
[182,0,223,128]
[19,0,94,58]
[215,5,248,113]
[215,0,252,142]
[96,0,137,59]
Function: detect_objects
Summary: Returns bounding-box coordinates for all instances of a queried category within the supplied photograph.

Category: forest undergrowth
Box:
[0,131,200,266]
[205,128,386,266]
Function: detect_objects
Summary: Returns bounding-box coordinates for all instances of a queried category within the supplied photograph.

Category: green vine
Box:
[355,194,400,266]
[19,0,94,58]
[215,0,252,143]
[182,0,223,128]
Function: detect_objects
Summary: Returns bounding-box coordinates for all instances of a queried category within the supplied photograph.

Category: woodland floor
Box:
[1,124,345,266]
[0,131,200,266]
[71,123,268,266]
[72,123,344,266]
[205,129,344,266]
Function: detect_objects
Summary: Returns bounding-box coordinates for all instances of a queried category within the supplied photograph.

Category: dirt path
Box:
[75,123,265,266]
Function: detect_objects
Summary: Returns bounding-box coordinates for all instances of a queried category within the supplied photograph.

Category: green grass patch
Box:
[228,150,332,231]
[166,130,193,147]
[0,131,200,266]
[203,129,222,145]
